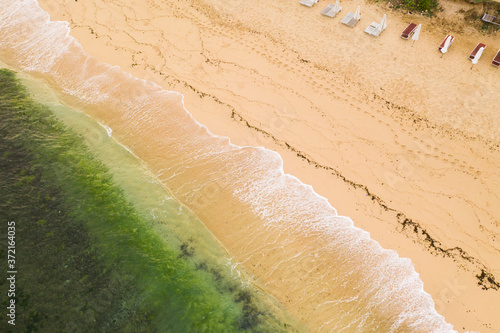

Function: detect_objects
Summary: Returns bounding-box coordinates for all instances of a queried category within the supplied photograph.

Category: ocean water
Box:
[0,67,298,332]
[0,1,456,332]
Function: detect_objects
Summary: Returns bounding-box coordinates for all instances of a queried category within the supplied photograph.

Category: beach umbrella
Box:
[412,24,421,41]
[441,36,452,54]
[471,47,484,65]
[380,14,387,31]
[354,6,361,20]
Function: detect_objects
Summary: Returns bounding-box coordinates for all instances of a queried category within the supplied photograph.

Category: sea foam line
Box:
[0,1,456,331]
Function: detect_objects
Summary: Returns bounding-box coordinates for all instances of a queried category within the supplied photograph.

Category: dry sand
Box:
[38,0,500,331]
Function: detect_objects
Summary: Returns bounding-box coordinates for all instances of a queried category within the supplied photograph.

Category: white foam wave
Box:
[0,1,456,331]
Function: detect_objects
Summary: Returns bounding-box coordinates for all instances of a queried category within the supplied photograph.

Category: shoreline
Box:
[0,67,301,332]
[35,0,500,331]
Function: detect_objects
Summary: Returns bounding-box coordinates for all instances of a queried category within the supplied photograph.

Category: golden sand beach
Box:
[35,0,500,331]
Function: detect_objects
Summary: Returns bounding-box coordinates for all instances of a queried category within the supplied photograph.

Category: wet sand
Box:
[37,0,500,331]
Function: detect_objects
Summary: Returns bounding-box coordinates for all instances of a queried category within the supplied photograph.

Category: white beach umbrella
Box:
[472,47,484,65]
[412,24,421,41]
[441,36,452,54]
[334,0,340,11]
[354,6,361,20]
[380,14,387,31]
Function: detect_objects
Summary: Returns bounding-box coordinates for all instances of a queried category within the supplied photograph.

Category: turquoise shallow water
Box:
[0,68,297,332]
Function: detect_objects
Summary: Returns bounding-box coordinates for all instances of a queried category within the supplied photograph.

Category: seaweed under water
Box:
[0,68,294,333]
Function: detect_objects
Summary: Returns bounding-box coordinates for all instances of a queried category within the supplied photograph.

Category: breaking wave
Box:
[0,1,455,331]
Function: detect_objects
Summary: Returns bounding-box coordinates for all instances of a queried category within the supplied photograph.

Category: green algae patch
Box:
[0,69,294,332]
